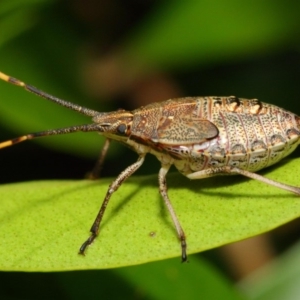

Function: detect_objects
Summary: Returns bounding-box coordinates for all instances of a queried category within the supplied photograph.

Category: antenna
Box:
[0,71,99,117]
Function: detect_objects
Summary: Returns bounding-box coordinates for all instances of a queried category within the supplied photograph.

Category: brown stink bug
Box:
[1,71,300,262]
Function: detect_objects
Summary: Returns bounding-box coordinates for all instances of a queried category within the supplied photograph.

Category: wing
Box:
[151,116,219,145]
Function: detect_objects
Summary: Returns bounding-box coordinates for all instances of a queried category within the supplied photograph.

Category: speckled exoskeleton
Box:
[1,71,300,262]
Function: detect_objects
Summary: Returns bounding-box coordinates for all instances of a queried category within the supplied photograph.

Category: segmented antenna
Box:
[0,71,103,149]
[0,71,99,117]
[0,124,102,149]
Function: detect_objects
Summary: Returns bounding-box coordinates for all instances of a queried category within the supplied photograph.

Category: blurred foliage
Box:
[123,0,300,69]
[239,239,300,300]
[1,0,300,299]
[0,256,242,300]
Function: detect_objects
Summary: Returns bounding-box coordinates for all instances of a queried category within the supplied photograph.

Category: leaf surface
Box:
[1,159,300,271]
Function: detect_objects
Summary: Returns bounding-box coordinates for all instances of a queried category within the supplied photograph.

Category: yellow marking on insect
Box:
[0,72,10,82]
[0,140,14,148]
[0,136,28,149]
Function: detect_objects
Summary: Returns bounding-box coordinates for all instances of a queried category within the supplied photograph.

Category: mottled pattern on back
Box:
[207,96,300,172]
[139,97,300,175]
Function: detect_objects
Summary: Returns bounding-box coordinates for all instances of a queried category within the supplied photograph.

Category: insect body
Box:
[1,71,300,262]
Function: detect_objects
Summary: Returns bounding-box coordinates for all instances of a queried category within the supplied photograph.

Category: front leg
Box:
[79,154,146,255]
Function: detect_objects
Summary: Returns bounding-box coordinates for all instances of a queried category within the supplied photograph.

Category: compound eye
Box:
[117,123,127,135]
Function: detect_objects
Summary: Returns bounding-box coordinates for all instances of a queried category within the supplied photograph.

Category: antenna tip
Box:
[0,71,10,82]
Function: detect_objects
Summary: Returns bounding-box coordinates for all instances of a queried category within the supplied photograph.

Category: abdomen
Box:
[180,97,300,174]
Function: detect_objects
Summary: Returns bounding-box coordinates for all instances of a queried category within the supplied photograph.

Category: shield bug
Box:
[1,71,300,262]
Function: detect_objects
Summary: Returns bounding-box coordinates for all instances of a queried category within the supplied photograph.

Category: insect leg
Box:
[229,167,300,195]
[79,154,146,255]
[86,138,111,180]
[158,165,187,262]
[187,166,300,195]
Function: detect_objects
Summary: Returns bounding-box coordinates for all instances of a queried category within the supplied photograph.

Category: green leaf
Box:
[114,257,242,300]
[1,158,300,271]
[123,1,300,69]
[0,0,53,47]
[55,258,242,300]
[238,239,300,300]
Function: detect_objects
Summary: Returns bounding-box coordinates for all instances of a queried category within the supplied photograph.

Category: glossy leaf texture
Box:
[1,158,300,271]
